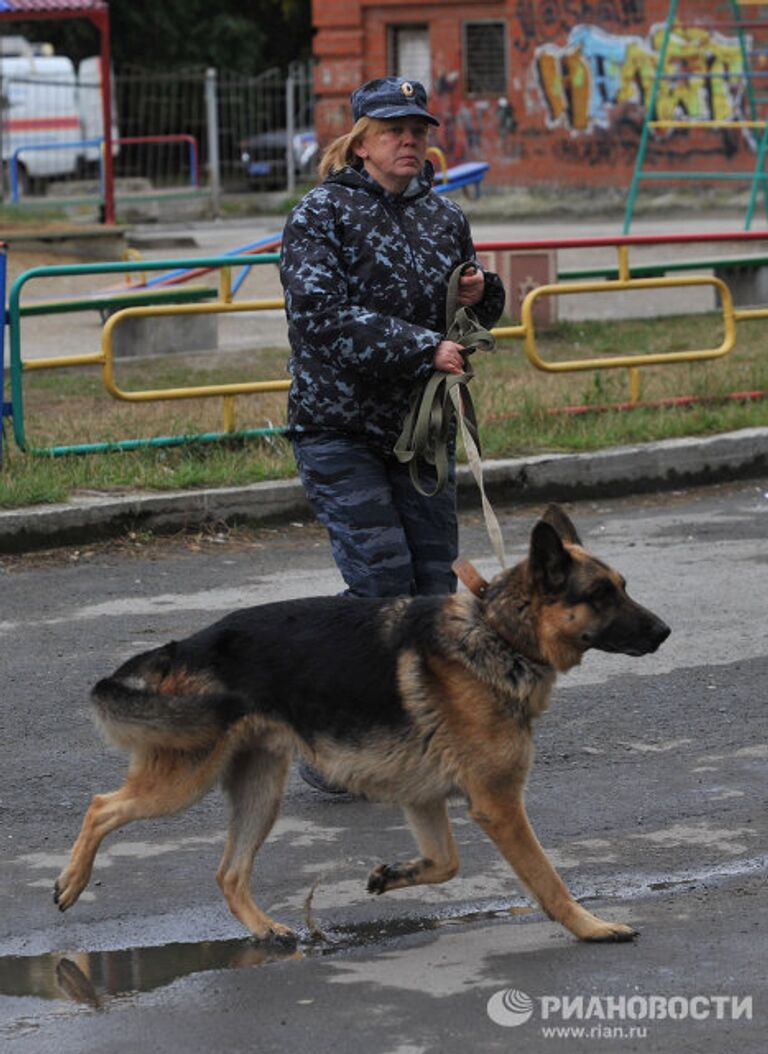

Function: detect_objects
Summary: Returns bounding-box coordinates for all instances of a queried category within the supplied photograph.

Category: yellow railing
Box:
[100,299,290,434]
[492,273,736,404]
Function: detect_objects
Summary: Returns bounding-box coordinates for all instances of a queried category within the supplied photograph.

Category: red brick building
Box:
[312,1,763,189]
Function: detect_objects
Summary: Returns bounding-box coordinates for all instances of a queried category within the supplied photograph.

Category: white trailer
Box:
[0,52,116,189]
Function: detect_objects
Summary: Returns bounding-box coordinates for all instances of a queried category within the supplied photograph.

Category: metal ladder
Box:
[623,1,768,231]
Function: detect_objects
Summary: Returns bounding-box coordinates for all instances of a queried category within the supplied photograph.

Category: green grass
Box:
[475,312,767,457]
[0,203,70,226]
[1,312,767,509]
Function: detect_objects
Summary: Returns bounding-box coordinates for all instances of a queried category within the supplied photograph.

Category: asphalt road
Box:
[0,481,766,1052]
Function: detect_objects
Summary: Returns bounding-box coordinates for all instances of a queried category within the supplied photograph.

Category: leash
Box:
[394,263,508,569]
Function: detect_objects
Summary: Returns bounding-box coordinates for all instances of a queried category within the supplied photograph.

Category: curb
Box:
[1,428,766,555]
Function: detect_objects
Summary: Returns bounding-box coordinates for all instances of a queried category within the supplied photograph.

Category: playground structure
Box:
[2,227,767,464]
[1,252,286,460]
[625,1,768,231]
[427,148,489,197]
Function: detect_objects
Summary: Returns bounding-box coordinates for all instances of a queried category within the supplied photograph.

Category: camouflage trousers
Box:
[293,434,458,597]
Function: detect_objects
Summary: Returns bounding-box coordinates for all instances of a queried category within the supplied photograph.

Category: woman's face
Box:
[354,117,430,193]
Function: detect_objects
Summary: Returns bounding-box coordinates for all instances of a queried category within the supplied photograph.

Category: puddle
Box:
[0,937,295,1008]
[0,902,536,1008]
[7,851,763,1009]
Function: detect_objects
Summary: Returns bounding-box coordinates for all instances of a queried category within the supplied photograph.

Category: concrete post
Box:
[285,74,296,197]
[205,68,221,216]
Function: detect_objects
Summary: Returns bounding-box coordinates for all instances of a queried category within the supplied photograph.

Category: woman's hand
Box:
[433,340,466,374]
[456,266,485,307]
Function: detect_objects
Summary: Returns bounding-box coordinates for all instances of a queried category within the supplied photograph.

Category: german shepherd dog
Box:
[55,505,669,945]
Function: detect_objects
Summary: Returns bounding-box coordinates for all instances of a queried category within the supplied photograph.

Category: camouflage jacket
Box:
[280,163,505,451]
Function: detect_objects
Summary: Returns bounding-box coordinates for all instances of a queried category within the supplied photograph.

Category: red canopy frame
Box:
[0,1,114,223]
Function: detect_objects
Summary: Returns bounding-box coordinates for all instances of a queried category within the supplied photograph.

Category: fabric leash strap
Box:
[451,384,507,570]
[394,262,507,568]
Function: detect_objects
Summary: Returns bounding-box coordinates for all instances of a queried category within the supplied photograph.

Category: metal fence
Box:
[0,52,315,203]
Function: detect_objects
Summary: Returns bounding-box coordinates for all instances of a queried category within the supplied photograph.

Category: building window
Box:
[463,21,507,95]
[389,25,431,91]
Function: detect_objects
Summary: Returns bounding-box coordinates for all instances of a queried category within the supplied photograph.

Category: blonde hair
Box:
[318,116,391,178]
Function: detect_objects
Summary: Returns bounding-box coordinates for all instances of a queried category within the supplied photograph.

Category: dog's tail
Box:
[90,643,250,753]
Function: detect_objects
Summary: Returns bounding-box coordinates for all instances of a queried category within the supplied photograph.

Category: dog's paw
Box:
[366,864,390,895]
[366,861,417,895]
[582,921,638,943]
[266,925,299,949]
[53,868,89,913]
[566,903,638,942]
[251,921,297,948]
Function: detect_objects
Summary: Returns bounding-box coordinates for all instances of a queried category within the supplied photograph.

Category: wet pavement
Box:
[0,482,766,1052]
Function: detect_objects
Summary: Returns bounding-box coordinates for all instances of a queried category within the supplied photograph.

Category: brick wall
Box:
[312,0,763,190]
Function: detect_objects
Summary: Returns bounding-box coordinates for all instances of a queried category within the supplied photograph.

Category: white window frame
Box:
[388,24,431,92]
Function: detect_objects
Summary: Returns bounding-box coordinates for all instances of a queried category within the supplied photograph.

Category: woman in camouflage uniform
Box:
[280,76,505,600]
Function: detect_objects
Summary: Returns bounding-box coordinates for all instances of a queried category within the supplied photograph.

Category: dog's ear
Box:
[529,521,572,593]
[453,557,489,598]
[541,504,582,546]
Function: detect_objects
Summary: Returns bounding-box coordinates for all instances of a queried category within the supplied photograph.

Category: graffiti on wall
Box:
[515,0,647,49]
[432,71,520,165]
[535,23,746,133]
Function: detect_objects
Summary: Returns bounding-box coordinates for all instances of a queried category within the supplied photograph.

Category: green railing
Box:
[6,254,286,457]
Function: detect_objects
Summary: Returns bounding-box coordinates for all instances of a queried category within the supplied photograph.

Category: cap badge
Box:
[400,82,415,97]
